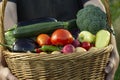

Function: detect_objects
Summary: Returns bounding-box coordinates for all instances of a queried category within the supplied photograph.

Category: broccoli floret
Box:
[76,5,108,34]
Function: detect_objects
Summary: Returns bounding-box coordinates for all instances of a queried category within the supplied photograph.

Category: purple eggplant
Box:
[12,38,37,52]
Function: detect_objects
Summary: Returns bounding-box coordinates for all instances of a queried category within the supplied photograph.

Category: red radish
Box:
[81,42,91,50]
[62,44,75,54]
[34,48,42,53]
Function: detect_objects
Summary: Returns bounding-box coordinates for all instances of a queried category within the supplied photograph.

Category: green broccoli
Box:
[76,5,108,34]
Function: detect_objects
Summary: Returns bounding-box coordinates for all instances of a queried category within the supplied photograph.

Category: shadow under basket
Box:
[3,45,113,80]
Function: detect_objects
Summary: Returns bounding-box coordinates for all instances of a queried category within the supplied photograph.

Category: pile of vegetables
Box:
[3,5,111,54]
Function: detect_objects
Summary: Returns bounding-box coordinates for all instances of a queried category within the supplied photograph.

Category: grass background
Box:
[109,0,120,80]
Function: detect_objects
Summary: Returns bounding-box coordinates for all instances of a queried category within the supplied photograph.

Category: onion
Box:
[62,44,75,54]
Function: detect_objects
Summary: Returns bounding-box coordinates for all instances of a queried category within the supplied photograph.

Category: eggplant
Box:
[12,38,37,52]
[18,17,57,27]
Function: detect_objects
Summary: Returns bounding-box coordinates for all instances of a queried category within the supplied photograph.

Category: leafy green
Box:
[5,28,16,49]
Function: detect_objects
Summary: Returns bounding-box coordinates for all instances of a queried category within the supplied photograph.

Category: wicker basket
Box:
[0,0,113,80]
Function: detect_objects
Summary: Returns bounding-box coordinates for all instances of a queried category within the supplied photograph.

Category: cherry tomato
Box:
[51,29,74,46]
[36,34,51,46]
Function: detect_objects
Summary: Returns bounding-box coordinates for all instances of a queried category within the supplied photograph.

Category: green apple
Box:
[78,31,95,43]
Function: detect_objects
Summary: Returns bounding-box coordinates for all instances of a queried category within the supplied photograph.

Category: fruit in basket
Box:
[51,51,61,54]
[34,48,42,53]
[12,38,37,52]
[40,52,47,54]
[62,44,75,54]
[51,29,74,46]
[78,31,95,43]
[81,42,91,50]
[89,47,98,51]
[36,34,51,46]
[71,39,81,47]
[95,29,110,48]
[75,47,86,53]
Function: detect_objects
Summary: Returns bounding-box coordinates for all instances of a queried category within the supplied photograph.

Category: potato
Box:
[89,47,98,51]
[51,51,61,54]
[75,47,86,53]
[40,52,47,54]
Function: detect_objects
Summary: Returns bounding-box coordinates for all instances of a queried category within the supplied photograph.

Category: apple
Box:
[78,31,95,43]
[81,42,91,50]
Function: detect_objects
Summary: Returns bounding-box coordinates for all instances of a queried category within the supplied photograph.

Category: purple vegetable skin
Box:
[62,44,75,54]
[72,39,80,47]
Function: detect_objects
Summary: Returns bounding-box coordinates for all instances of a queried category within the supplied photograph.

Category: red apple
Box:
[81,42,91,50]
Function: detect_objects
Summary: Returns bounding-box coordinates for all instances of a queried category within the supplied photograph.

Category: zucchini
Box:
[13,21,69,38]
[17,17,57,26]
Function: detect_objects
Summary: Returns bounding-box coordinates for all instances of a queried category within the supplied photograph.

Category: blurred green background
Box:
[109,0,120,80]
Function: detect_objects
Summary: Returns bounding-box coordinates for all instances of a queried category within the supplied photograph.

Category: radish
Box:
[62,44,75,54]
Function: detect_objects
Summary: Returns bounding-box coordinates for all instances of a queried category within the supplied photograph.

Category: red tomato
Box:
[51,29,74,46]
[37,34,51,46]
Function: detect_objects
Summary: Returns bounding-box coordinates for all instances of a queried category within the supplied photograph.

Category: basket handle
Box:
[0,0,111,51]
[103,0,112,27]
[0,0,7,51]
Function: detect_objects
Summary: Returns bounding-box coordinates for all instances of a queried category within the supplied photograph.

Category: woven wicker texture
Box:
[3,45,113,80]
[0,0,113,80]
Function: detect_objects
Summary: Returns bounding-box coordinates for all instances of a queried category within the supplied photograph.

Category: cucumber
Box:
[13,21,69,38]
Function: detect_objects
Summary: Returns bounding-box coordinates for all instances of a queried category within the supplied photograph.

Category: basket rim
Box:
[3,44,113,61]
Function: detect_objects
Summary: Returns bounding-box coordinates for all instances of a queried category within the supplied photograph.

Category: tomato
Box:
[36,34,51,46]
[51,29,74,46]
